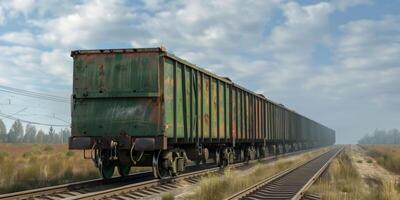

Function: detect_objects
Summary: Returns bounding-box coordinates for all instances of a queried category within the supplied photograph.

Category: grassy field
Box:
[0,143,99,194]
[184,147,331,200]
[361,144,400,175]
[309,145,400,200]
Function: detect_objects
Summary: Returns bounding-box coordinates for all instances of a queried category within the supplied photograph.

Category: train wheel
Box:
[220,148,234,167]
[239,149,245,162]
[214,150,221,166]
[202,148,209,164]
[99,162,115,179]
[195,147,209,165]
[98,150,115,179]
[260,147,268,158]
[152,150,172,179]
[117,164,131,177]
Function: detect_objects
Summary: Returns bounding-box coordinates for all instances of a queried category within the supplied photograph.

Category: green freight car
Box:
[69,47,335,179]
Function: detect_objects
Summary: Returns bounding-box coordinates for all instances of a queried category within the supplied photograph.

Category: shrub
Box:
[22,152,33,158]
[0,151,8,162]
[162,193,175,200]
[379,180,399,200]
[66,151,75,157]
[43,145,54,152]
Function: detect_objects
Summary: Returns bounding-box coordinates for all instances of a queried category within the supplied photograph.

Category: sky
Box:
[0,0,399,144]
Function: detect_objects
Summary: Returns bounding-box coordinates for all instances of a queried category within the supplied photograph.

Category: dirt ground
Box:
[351,145,399,186]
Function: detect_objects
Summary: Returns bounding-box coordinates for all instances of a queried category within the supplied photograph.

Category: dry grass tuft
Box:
[162,192,175,200]
[379,180,400,200]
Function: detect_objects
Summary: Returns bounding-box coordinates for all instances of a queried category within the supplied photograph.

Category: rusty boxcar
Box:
[69,47,335,179]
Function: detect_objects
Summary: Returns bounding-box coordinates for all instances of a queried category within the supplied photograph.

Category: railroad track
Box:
[0,148,321,200]
[225,146,343,200]
[64,149,322,200]
[0,171,154,200]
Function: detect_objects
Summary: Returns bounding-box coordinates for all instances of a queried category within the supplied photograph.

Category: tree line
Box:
[358,129,400,144]
[0,119,70,144]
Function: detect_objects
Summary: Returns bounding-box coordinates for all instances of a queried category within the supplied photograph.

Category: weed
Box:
[162,192,175,200]
[0,151,8,162]
[65,151,75,157]
[43,145,54,152]
[379,180,399,200]
[22,151,32,158]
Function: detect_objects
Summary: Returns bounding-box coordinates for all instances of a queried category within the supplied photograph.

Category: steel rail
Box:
[225,146,343,200]
[0,171,153,200]
[0,147,320,200]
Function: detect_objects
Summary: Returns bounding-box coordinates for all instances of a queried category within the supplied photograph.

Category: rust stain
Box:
[204,113,210,125]
[232,122,237,138]
[165,78,173,85]
[98,64,105,76]
[98,64,105,90]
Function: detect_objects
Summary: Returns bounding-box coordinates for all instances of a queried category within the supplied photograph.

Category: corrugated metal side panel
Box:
[231,88,237,140]
[73,52,159,98]
[71,52,161,137]
[163,56,233,142]
[163,58,174,138]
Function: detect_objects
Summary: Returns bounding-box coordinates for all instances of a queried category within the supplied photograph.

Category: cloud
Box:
[33,0,138,48]
[242,2,335,93]
[0,77,10,84]
[266,2,334,62]
[0,0,36,20]
[0,7,4,25]
[0,31,37,46]
[334,0,373,11]
[337,16,400,70]
[0,45,71,93]
[40,49,72,82]
[305,16,400,96]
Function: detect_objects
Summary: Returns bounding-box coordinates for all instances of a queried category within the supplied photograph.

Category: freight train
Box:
[69,47,335,179]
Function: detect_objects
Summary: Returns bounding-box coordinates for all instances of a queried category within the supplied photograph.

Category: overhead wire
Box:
[0,85,70,103]
[0,112,70,127]
[0,85,71,127]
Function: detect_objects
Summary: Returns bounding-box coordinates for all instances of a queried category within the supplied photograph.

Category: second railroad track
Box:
[225,146,343,200]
